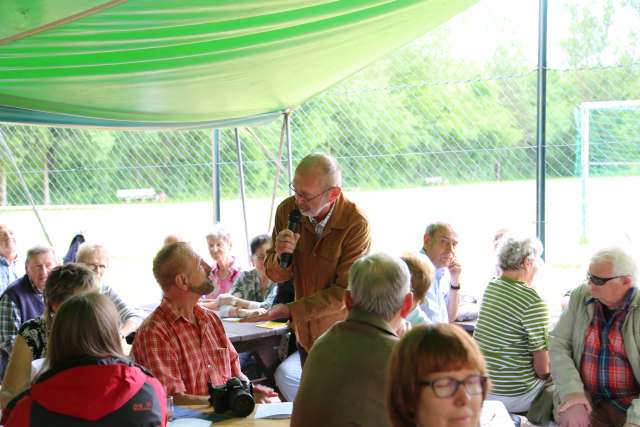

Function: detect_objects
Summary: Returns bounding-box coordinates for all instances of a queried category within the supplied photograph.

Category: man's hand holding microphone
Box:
[241,209,301,323]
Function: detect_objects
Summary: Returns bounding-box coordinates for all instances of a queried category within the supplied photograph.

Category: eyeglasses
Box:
[418,375,487,398]
[288,183,332,203]
[586,272,627,287]
[86,263,107,272]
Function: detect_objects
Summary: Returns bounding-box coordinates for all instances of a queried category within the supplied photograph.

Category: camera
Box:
[208,377,255,417]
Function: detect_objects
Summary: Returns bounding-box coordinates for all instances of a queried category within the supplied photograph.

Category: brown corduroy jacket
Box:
[265,193,371,351]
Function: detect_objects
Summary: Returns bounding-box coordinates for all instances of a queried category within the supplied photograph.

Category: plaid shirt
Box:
[580,288,640,411]
[132,297,242,396]
[0,256,22,295]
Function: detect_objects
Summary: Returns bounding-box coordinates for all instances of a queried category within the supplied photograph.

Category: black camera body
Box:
[208,377,255,417]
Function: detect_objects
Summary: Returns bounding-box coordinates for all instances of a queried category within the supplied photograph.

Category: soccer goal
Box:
[577,100,640,242]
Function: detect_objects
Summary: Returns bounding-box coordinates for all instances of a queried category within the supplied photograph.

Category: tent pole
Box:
[0,128,53,246]
[234,128,251,258]
[285,110,293,195]
[535,0,548,257]
[210,128,221,223]
[268,117,287,232]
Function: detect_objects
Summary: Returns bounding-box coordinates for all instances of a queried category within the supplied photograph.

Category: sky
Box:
[441,0,640,69]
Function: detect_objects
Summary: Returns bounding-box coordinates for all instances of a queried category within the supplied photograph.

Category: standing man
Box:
[551,247,640,427]
[421,222,461,323]
[0,245,56,378]
[0,225,22,294]
[249,153,371,364]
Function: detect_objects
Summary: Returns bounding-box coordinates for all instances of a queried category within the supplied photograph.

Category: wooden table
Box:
[168,404,290,427]
[222,320,289,386]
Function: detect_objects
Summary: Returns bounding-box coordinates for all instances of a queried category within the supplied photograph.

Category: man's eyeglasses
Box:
[586,272,627,287]
[418,375,487,398]
[289,183,332,203]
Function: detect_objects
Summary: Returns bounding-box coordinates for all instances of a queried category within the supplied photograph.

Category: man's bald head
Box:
[295,153,342,188]
[0,224,17,260]
[152,242,197,291]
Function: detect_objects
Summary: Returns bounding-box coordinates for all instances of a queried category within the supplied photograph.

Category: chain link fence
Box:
[2,64,639,207]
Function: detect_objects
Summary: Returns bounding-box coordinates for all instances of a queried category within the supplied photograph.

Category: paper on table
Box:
[168,419,211,427]
[254,402,293,419]
[255,321,288,329]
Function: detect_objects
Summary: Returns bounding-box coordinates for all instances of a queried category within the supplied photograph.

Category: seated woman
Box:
[1,293,167,426]
[0,263,98,408]
[387,324,489,427]
[400,252,434,326]
[204,224,242,299]
[473,236,550,415]
[218,234,277,318]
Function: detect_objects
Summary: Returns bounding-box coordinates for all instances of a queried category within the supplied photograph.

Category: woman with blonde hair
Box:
[400,253,434,326]
[0,263,98,408]
[2,293,167,426]
[387,324,489,427]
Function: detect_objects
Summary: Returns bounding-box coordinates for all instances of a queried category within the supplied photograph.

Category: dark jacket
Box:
[2,275,45,327]
[2,357,167,427]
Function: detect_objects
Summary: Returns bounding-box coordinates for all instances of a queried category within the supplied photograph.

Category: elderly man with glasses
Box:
[550,246,640,427]
[245,153,371,367]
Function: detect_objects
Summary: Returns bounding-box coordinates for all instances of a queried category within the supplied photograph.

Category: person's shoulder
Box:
[276,196,296,214]
[18,316,44,333]
[196,304,224,326]
[339,194,368,222]
[135,305,172,337]
[1,276,26,298]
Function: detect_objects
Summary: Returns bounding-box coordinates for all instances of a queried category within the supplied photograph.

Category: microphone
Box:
[279,208,301,268]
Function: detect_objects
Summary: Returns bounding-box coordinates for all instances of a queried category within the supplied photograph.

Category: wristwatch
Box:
[450,283,461,290]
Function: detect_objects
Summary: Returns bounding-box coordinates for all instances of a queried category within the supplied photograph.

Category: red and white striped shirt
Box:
[132,297,242,396]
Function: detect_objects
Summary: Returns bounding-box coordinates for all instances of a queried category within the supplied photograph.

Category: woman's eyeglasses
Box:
[418,375,487,398]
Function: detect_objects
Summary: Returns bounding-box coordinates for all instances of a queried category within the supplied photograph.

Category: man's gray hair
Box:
[296,153,342,187]
[26,245,54,262]
[206,223,232,243]
[591,246,638,287]
[498,237,543,271]
[348,253,410,322]
[76,243,108,264]
[425,222,452,239]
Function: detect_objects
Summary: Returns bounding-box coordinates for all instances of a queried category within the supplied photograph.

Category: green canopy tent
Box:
[0,0,476,248]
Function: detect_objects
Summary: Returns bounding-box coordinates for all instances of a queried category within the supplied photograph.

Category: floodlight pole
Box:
[234,128,251,258]
[535,0,548,257]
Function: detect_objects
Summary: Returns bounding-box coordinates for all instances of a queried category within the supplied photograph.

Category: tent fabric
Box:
[0,0,476,129]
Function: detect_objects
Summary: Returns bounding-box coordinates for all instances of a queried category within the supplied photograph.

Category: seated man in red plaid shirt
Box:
[132,241,276,405]
[550,246,640,427]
